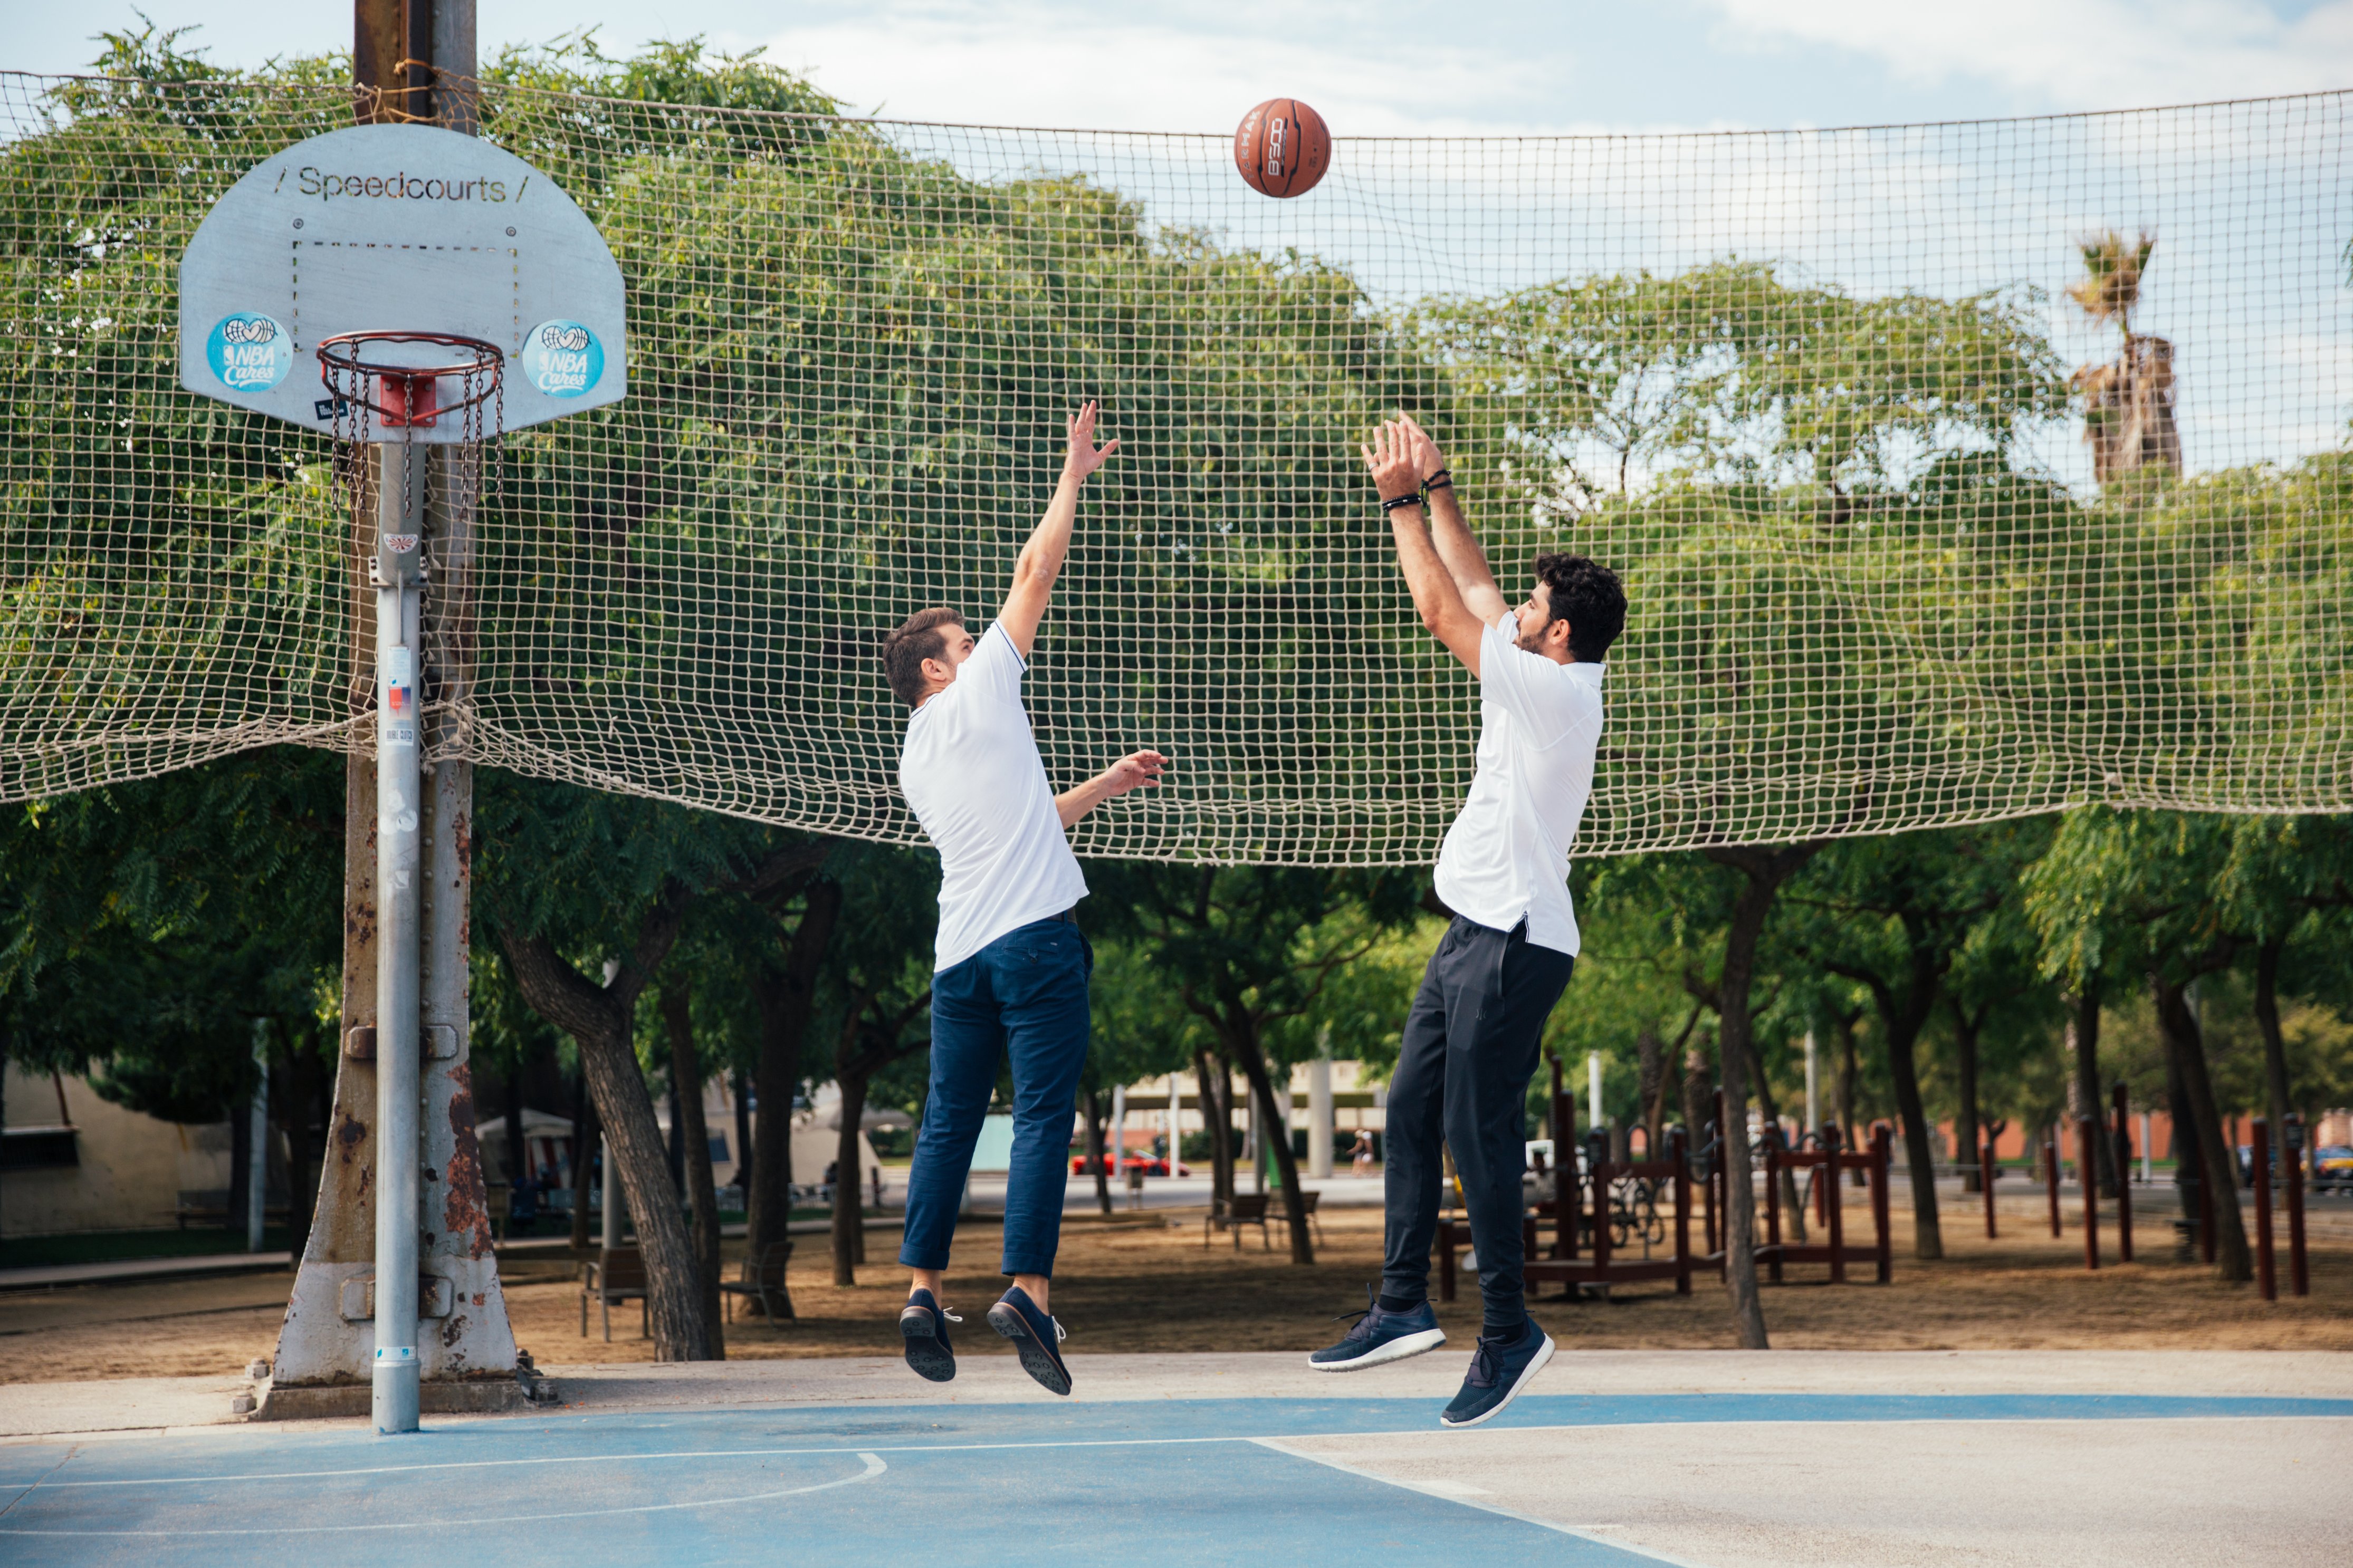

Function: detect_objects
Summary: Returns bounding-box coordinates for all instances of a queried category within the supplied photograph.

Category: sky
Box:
[4,0,2350,133]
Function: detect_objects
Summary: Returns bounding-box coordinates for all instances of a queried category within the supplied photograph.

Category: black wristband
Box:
[1381,492,1424,513]
[1424,468,1453,493]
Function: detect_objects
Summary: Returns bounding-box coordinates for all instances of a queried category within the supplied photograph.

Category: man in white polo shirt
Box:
[1310,415,1625,1430]
[882,402,1167,1398]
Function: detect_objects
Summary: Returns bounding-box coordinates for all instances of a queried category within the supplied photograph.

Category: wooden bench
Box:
[580,1245,648,1340]
[1206,1191,1272,1251]
[718,1242,795,1325]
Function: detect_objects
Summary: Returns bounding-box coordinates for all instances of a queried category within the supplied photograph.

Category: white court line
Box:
[1250,1436,1709,1567]
[0,1450,886,1537]
[8,1409,2346,1492]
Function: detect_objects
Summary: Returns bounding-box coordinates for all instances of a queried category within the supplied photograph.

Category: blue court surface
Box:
[3,1391,2348,1566]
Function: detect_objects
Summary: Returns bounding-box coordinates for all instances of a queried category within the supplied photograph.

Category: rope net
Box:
[2,74,2347,862]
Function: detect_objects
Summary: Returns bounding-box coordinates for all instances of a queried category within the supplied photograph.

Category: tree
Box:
[1095,865,1422,1263]
[2067,230,2180,482]
[1084,940,1211,1214]
[811,844,936,1286]
[1786,827,2038,1261]
[473,769,827,1359]
[2026,809,2254,1281]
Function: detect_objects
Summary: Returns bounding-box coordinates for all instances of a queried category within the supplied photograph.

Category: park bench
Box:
[580,1245,648,1340]
[1206,1191,1271,1251]
[718,1242,795,1325]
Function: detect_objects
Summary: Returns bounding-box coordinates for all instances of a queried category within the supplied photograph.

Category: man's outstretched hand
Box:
[1362,419,1423,504]
[1099,749,1168,798]
[1065,401,1121,482]
[1400,413,1448,482]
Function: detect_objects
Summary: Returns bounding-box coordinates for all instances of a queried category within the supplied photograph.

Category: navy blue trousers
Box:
[900,917,1092,1278]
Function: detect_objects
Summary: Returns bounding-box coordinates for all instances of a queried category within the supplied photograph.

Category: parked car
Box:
[2313,1146,2353,1191]
[1070,1153,1188,1177]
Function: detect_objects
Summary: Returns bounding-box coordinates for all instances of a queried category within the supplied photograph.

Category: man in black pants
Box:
[1312,416,1624,1429]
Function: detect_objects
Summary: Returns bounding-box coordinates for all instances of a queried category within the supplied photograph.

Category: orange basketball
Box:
[1234,98,1331,199]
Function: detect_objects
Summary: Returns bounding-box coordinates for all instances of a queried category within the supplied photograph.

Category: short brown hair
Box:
[882,607,964,707]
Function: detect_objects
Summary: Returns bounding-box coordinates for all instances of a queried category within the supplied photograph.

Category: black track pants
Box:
[1381,916,1575,1330]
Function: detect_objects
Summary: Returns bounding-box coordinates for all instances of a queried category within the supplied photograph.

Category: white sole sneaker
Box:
[1307,1326,1448,1372]
[1438,1331,1555,1428]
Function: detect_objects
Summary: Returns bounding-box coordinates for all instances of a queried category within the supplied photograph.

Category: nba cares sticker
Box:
[206,312,293,392]
[521,320,603,398]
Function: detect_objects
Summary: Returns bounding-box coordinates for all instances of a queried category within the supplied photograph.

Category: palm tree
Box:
[2067,230,2181,482]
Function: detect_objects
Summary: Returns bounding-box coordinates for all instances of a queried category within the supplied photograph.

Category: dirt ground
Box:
[3,1200,2348,1384]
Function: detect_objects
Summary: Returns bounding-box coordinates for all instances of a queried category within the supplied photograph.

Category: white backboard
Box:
[179,124,626,442]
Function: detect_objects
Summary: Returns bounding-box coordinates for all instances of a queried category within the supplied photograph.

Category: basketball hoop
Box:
[317,330,504,438]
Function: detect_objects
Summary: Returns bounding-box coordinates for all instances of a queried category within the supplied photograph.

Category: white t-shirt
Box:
[1431,611,1607,956]
[898,622,1089,972]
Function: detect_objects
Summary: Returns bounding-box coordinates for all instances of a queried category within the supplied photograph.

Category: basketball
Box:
[1234,98,1331,198]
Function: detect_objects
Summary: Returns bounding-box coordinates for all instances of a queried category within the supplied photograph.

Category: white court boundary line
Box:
[1250,1436,1708,1567]
[0,1451,885,1536]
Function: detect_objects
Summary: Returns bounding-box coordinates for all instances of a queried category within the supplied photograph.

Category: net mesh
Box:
[2,73,2347,863]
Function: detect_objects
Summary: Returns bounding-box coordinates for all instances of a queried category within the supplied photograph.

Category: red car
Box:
[1071,1153,1188,1176]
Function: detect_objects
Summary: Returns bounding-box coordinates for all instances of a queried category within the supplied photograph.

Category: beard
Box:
[1512,613,1552,653]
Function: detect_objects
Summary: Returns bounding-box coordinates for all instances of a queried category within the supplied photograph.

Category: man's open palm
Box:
[1066,401,1120,479]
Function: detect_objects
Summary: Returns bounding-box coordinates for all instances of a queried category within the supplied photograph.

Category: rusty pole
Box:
[2252,1119,2276,1302]
[1980,1130,1998,1239]
[2112,1083,2133,1263]
[2283,1113,2308,1297]
[2044,1128,2062,1238]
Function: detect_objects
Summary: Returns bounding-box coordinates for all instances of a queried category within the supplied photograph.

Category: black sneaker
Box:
[986,1286,1072,1396]
[1439,1321,1554,1428]
[1308,1287,1447,1372]
[898,1288,961,1383]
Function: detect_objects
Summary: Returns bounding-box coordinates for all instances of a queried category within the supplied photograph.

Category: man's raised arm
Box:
[1401,415,1508,627]
[1365,419,1486,677]
[997,401,1119,660]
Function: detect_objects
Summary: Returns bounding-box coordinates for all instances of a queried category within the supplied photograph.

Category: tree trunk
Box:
[1955,1006,1982,1195]
[1198,1050,1235,1215]
[748,879,841,1262]
[2068,980,2117,1198]
[496,901,713,1361]
[569,1070,595,1250]
[2253,937,2293,1185]
[2151,973,2253,1282]
[1229,1032,1313,1263]
[1700,841,1824,1350]
[1085,1091,1112,1215]
[661,978,724,1354]
[833,1069,869,1286]
[1681,1039,1711,1154]
[1637,1027,1666,1155]
[1880,1008,1944,1261]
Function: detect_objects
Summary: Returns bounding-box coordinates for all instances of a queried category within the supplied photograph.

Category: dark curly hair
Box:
[1532,554,1626,662]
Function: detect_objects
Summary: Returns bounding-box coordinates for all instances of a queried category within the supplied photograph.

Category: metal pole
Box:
[370,439,425,1435]
[1804,1029,1819,1137]
[1587,1052,1602,1134]
[248,1019,270,1254]
[1109,1084,1124,1178]
[1308,1032,1334,1180]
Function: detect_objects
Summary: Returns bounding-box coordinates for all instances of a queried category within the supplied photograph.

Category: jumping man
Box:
[1313,415,1625,1429]
[884,401,1168,1396]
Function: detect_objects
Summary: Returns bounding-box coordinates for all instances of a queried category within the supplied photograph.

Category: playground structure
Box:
[1437,1059,1892,1302]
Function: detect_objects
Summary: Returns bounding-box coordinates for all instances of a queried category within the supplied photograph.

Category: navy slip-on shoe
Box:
[1309,1287,1447,1372]
[1440,1321,1555,1429]
[899,1288,961,1383]
[986,1286,1072,1396]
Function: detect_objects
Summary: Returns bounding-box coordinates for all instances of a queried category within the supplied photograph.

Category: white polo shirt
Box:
[898,621,1089,972]
[1431,611,1607,957]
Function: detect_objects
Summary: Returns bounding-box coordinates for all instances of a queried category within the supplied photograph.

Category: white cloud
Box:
[1704,0,2353,109]
[748,3,1602,135]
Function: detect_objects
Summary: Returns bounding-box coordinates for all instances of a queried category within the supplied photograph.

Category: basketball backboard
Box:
[179,123,626,441]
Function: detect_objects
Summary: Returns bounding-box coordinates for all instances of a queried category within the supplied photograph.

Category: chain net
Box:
[2,73,2347,862]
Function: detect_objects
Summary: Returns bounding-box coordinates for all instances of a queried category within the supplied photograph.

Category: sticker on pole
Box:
[205,312,293,391]
[521,320,604,398]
